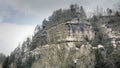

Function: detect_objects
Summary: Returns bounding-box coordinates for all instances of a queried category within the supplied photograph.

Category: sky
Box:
[0,0,119,55]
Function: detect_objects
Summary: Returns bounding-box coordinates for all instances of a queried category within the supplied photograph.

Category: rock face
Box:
[46,18,95,44]
[36,4,91,46]
[66,18,95,41]
[32,43,95,68]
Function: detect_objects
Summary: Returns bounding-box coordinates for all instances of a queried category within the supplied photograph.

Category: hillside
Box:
[2,4,120,68]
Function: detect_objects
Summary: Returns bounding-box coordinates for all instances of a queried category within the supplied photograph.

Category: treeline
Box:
[42,5,77,29]
[2,55,36,68]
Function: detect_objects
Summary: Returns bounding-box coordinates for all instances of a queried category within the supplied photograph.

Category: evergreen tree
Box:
[16,58,22,68]
[2,56,10,68]
[26,56,35,68]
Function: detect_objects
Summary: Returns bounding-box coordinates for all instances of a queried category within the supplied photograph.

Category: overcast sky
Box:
[0,0,119,55]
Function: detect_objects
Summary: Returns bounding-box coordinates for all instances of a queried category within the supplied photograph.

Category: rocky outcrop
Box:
[4,4,120,68]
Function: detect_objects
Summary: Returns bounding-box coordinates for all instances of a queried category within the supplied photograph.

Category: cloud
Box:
[5,0,120,21]
[0,0,38,55]
[5,0,89,20]
[0,0,40,25]
[0,23,35,55]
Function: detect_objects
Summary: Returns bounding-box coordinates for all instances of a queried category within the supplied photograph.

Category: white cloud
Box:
[0,23,35,55]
